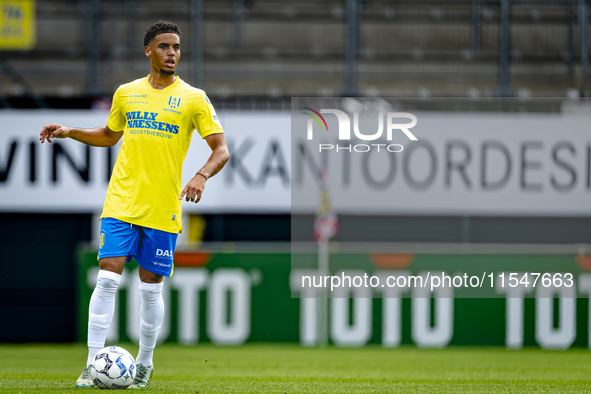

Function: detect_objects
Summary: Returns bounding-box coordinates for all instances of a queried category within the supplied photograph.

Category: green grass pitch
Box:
[0,344,590,393]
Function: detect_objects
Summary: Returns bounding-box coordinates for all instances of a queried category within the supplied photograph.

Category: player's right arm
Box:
[39,124,122,147]
[40,86,127,147]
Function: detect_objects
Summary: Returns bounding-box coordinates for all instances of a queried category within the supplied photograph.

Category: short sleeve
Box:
[192,93,224,139]
[106,88,125,132]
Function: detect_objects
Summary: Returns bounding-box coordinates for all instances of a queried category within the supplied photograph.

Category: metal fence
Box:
[1,0,590,107]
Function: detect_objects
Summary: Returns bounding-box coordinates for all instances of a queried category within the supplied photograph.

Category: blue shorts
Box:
[98,217,178,277]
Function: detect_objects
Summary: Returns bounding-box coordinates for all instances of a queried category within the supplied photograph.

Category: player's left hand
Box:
[180,174,206,203]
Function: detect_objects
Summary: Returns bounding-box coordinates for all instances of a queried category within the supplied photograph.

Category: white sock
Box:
[136,281,164,367]
[87,270,121,365]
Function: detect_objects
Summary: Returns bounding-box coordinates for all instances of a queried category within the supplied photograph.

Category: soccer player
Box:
[39,21,229,389]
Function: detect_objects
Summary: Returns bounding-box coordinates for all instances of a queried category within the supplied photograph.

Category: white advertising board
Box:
[292,111,591,216]
[0,110,291,213]
[1,110,590,216]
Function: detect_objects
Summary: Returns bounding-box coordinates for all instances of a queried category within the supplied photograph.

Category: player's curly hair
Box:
[143,20,182,47]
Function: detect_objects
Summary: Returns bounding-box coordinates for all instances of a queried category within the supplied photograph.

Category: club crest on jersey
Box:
[168,96,182,109]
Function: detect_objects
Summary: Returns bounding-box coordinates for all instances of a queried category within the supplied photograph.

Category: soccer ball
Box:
[90,346,136,389]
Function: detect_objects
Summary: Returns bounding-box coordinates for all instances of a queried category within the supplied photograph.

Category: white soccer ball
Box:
[90,346,136,389]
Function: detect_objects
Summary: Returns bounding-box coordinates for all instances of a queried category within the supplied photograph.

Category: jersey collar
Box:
[143,75,181,91]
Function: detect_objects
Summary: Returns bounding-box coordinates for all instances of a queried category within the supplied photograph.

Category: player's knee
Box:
[139,269,164,284]
[99,257,126,274]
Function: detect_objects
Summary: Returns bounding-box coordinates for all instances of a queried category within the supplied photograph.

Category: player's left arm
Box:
[180,133,229,203]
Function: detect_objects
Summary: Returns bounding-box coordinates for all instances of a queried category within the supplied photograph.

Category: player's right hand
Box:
[39,123,71,143]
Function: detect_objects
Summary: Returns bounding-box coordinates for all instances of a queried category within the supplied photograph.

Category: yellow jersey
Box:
[101,76,223,233]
